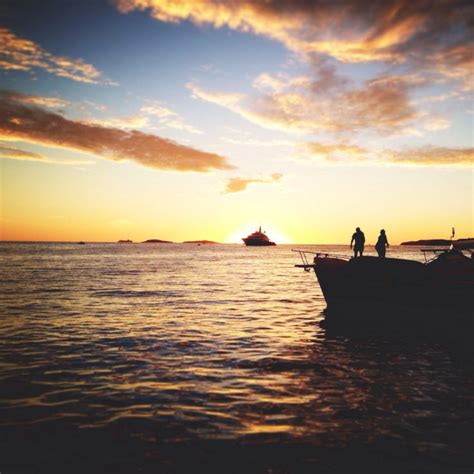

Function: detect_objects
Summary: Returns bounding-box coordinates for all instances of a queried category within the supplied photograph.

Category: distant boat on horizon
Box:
[242,226,276,246]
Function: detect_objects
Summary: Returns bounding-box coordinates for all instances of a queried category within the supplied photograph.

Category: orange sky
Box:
[0,1,472,244]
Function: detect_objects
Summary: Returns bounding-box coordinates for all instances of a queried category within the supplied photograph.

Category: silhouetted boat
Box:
[294,248,473,321]
[242,226,276,246]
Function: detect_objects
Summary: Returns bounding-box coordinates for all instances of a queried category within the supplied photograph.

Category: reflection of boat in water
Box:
[242,226,276,246]
[294,247,473,324]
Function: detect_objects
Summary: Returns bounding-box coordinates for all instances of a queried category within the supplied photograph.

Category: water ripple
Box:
[0,243,472,470]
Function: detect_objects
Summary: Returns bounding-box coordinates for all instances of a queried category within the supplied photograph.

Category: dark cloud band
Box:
[0,91,233,172]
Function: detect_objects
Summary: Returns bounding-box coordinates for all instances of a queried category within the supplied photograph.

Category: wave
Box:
[91,290,180,298]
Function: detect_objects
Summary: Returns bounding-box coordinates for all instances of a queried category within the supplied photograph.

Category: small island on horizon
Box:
[118,239,133,243]
[142,239,174,244]
[401,237,473,247]
[182,240,219,244]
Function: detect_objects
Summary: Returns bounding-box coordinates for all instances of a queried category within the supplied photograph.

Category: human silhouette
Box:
[375,229,389,258]
[350,227,365,258]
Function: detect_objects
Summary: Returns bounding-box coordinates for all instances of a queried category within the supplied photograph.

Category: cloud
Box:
[2,90,70,108]
[158,117,202,134]
[141,101,203,133]
[303,142,368,162]
[0,142,93,165]
[303,141,474,167]
[428,43,474,92]
[0,27,114,85]
[423,117,451,131]
[140,103,176,118]
[83,101,202,134]
[188,81,302,132]
[114,0,472,68]
[9,93,204,135]
[0,91,233,172]
[225,173,283,193]
[119,0,471,141]
[188,72,418,135]
[383,147,474,166]
[188,83,243,109]
[0,143,44,161]
[85,115,151,130]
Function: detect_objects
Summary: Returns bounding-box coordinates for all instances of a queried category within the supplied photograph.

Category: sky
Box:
[0,0,472,244]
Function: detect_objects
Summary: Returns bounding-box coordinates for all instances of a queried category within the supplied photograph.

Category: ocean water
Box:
[0,243,472,473]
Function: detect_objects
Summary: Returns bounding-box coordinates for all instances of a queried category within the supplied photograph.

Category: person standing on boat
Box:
[375,229,389,258]
[350,227,365,258]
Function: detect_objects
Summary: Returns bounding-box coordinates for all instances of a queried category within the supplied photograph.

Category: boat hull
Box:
[243,238,276,246]
[313,255,473,316]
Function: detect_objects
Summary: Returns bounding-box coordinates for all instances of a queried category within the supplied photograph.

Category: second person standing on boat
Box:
[375,229,389,258]
[350,227,365,258]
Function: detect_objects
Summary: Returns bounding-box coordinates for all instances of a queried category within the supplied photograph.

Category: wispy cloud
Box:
[87,101,203,134]
[188,72,418,135]
[303,141,474,167]
[140,103,175,118]
[0,142,93,165]
[423,117,451,131]
[188,81,294,132]
[0,143,44,161]
[0,27,115,85]
[114,0,472,72]
[141,101,203,133]
[2,91,204,136]
[3,90,70,108]
[196,63,221,74]
[428,44,474,92]
[188,83,243,109]
[225,173,283,193]
[84,114,151,130]
[383,147,474,166]
[303,142,368,162]
[0,91,233,172]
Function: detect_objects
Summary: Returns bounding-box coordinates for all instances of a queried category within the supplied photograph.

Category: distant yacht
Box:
[242,226,276,246]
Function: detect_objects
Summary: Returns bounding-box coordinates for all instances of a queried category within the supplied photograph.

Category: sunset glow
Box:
[1,3,473,471]
[0,1,472,244]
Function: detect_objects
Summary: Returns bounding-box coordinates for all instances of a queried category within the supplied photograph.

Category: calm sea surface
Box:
[0,243,472,473]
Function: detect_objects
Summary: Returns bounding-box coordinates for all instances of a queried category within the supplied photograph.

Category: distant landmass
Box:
[401,239,450,246]
[182,240,219,244]
[118,239,133,243]
[402,238,473,248]
[142,239,173,243]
